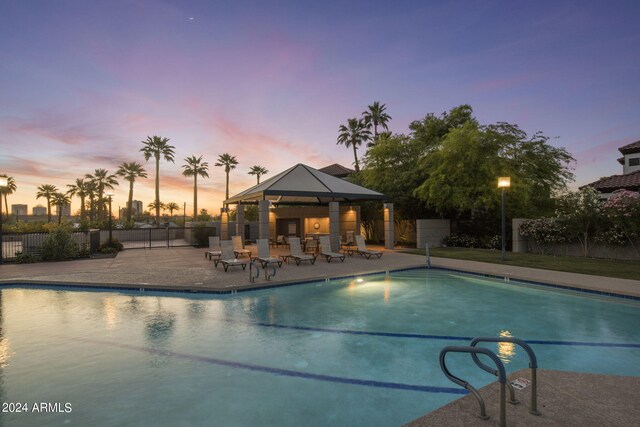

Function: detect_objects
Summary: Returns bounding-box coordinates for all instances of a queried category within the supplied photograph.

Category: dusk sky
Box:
[1,0,639,216]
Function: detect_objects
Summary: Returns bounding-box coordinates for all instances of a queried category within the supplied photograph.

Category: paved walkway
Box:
[0,246,639,296]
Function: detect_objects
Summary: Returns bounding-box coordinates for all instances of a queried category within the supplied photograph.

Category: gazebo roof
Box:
[225,163,386,205]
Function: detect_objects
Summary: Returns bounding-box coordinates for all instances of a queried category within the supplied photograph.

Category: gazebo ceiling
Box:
[224,163,386,205]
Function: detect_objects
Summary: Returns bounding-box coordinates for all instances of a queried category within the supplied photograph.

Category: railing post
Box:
[148,228,152,249]
[166,226,170,248]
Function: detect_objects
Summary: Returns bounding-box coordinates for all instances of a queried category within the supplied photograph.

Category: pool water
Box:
[1,269,639,426]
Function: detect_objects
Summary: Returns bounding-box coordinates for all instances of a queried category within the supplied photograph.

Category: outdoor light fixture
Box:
[497,177,510,261]
[0,176,7,264]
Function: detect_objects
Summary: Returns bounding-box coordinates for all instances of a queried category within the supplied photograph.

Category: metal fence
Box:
[0,226,219,262]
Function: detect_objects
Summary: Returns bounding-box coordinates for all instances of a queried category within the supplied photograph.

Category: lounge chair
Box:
[253,238,283,268]
[276,235,289,247]
[205,236,221,260]
[232,235,252,258]
[280,237,316,265]
[217,245,248,272]
[355,235,383,259]
[319,236,345,263]
[213,240,234,267]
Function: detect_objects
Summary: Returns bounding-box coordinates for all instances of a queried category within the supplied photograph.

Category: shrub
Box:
[14,251,40,263]
[99,238,124,253]
[191,223,215,247]
[442,233,479,248]
[519,218,570,254]
[40,226,80,261]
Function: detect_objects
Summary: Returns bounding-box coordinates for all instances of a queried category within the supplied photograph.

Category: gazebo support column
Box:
[329,202,340,252]
[236,204,244,242]
[384,203,394,249]
[221,208,229,240]
[258,200,270,240]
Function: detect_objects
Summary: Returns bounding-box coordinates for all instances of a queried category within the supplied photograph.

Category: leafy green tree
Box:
[36,184,58,222]
[51,192,71,224]
[140,135,176,225]
[182,155,209,219]
[67,178,89,221]
[555,187,603,256]
[215,153,238,202]
[362,101,391,146]
[85,169,119,220]
[337,118,371,173]
[248,165,268,185]
[117,161,148,222]
[0,175,16,217]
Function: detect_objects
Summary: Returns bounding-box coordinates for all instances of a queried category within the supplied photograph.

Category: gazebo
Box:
[222,164,395,250]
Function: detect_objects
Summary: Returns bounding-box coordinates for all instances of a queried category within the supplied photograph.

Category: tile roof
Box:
[584,170,640,192]
[318,163,355,177]
[618,140,640,154]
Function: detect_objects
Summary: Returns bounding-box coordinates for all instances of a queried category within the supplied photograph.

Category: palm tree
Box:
[84,180,97,222]
[141,136,175,225]
[165,202,180,219]
[181,155,209,220]
[148,201,165,213]
[248,165,268,185]
[36,184,58,222]
[337,118,371,173]
[85,169,119,220]
[117,161,148,222]
[215,153,239,202]
[66,178,88,221]
[51,192,71,225]
[362,101,391,146]
[0,175,16,217]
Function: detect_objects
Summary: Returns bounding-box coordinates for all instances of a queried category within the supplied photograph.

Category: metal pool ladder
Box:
[425,242,431,269]
[439,336,540,427]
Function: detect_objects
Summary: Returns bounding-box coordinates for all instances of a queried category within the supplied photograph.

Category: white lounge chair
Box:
[319,236,345,263]
[276,235,289,247]
[254,238,283,268]
[281,237,316,265]
[232,235,252,258]
[205,236,221,260]
[217,245,247,272]
[213,240,234,267]
[355,235,383,259]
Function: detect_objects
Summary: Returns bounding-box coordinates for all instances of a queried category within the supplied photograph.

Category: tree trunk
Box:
[3,194,7,216]
[225,167,230,201]
[127,179,134,222]
[352,143,360,172]
[155,156,160,226]
[80,195,85,221]
[193,175,198,221]
[47,199,52,222]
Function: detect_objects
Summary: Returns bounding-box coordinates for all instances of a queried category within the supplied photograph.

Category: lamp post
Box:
[105,191,113,246]
[498,177,511,262]
[0,176,7,264]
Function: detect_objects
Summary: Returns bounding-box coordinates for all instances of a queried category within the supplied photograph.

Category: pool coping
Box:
[1,262,639,301]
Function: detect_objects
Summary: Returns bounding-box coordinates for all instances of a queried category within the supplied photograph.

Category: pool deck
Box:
[405,369,640,426]
[0,246,638,297]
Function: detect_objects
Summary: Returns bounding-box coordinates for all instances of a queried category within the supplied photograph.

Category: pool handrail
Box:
[439,346,507,427]
[470,336,540,415]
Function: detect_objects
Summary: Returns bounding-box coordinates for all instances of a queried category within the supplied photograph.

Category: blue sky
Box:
[1,0,639,214]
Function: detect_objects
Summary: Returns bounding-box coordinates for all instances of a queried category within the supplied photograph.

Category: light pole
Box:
[498,177,511,262]
[106,191,113,245]
[0,176,6,264]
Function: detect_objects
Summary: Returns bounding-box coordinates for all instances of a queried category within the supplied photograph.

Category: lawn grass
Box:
[401,247,640,280]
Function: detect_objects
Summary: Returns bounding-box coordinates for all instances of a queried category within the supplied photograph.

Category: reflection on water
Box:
[0,337,11,368]
[383,283,390,304]
[103,298,118,330]
[497,330,516,364]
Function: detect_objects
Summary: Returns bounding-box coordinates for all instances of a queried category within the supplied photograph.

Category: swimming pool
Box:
[1,269,639,426]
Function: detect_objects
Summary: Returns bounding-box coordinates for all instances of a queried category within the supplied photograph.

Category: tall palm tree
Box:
[181,155,209,220]
[140,135,175,225]
[248,165,268,185]
[85,169,119,220]
[362,101,391,146]
[84,180,97,222]
[36,184,58,222]
[51,192,71,225]
[165,202,180,219]
[66,178,88,221]
[0,175,16,217]
[337,118,371,173]
[117,161,148,222]
[215,153,239,202]
[147,201,165,213]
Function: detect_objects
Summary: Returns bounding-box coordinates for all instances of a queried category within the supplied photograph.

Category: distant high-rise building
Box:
[130,200,143,215]
[33,205,47,216]
[11,204,28,216]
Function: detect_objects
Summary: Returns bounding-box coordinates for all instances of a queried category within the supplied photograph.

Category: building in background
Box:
[32,205,46,216]
[584,140,640,197]
[11,204,28,216]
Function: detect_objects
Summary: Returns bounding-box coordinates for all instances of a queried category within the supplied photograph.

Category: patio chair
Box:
[232,235,252,258]
[355,235,383,259]
[205,236,221,260]
[253,238,283,268]
[319,236,345,263]
[280,237,316,265]
[213,240,234,267]
[217,245,248,272]
[276,235,289,247]
[304,238,318,255]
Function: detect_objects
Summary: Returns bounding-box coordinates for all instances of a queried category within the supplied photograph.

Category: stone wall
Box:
[416,219,451,248]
